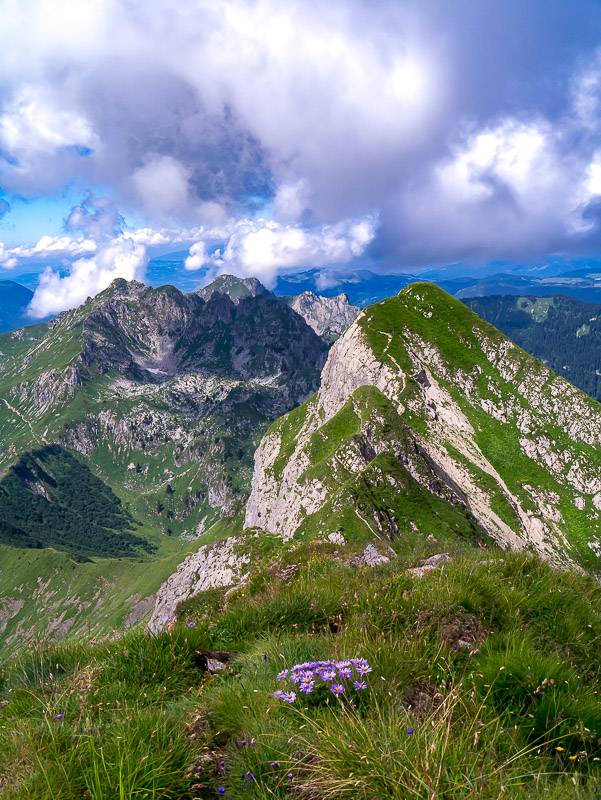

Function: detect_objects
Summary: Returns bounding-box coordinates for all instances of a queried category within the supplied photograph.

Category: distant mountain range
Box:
[272,266,601,306]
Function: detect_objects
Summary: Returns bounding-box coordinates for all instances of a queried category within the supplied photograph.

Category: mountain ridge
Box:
[464,294,601,401]
[245,282,601,571]
[0,276,327,647]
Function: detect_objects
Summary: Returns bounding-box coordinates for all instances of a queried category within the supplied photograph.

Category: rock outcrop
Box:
[289,291,360,342]
[148,536,249,633]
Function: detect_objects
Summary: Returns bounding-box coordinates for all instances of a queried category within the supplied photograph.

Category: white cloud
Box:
[435,119,564,208]
[186,214,377,286]
[2,1,601,268]
[185,241,209,271]
[0,243,17,269]
[0,85,97,159]
[28,238,147,318]
[132,155,190,218]
[395,110,601,261]
[272,180,310,222]
[0,234,97,266]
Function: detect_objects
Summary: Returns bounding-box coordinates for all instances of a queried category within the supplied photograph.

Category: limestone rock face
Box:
[244,283,601,572]
[289,292,360,343]
[147,536,249,633]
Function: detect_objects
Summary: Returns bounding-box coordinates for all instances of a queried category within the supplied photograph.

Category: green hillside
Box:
[1,281,601,798]
[465,295,601,402]
[2,528,601,798]
[246,283,601,572]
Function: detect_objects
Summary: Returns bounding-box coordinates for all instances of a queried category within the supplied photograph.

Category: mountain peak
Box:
[289,290,360,343]
[246,280,601,572]
[197,273,270,303]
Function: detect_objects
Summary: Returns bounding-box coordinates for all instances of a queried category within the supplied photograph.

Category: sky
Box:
[3,0,601,316]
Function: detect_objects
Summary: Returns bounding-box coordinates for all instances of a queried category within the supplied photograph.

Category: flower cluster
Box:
[273,658,371,702]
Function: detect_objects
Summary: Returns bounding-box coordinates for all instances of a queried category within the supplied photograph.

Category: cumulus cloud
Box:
[184,215,377,286]
[0,85,97,158]
[272,180,311,223]
[28,238,147,318]
[0,234,96,267]
[391,100,601,262]
[132,156,191,219]
[66,195,124,239]
[2,0,601,272]
[0,243,17,269]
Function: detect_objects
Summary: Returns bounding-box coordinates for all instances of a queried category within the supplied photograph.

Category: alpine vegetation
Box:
[273,657,372,701]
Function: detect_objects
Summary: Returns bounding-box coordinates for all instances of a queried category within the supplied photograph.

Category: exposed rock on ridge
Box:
[148,536,248,633]
[289,291,360,342]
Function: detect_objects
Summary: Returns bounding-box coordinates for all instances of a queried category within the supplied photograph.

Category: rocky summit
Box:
[288,291,360,342]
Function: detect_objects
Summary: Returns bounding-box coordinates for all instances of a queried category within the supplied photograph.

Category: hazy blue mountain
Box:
[455,272,601,303]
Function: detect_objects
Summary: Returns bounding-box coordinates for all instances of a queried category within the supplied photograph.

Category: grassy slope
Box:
[0,516,242,656]
[1,531,601,798]
[378,284,601,569]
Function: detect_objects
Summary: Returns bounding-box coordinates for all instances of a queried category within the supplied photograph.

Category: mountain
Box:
[0,280,33,332]
[273,268,420,306]
[465,295,601,402]
[287,291,360,342]
[245,283,601,572]
[197,273,270,303]
[453,271,601,303]
[0,275,326,646]
[3,281,601,799]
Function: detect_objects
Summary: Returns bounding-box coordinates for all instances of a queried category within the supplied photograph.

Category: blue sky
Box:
[3,0,601,316]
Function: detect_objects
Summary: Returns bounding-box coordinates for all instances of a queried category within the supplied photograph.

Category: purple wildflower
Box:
[299,680,314,694]
[353,680,367,691]
[53,713,65,720]
[281,691,296,703]
[247,772,255,782]
[217,789,225,795]
[273,689,285,699]
[271,761,280,768]
[407,728,414,735]
[330,683,345,696]
[339,667,352,680]
[321,668,337,682]
[355,660,372,676]
[186,621,196,628]
[277,669,288,681]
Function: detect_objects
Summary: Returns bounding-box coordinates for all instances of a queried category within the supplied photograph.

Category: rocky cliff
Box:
[288,291,360,342]
[245,283,601,572]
